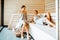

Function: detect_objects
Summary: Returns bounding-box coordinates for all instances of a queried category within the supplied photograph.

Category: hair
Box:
[48,12,55,24]
[34,10,38,14]
[21,5,26,9]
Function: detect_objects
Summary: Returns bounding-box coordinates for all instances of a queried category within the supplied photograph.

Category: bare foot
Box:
[21,36,24,39]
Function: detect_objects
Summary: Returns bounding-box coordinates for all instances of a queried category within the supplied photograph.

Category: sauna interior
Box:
[0,0,57,40]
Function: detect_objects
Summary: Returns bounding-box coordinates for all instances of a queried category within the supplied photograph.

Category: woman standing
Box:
[15,5,29,40]
[20,5,29,40]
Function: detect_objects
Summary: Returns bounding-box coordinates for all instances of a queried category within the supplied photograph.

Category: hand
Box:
[49,24,53,27]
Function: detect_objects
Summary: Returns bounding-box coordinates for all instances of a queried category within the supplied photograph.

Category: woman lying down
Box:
[31,10,55,27]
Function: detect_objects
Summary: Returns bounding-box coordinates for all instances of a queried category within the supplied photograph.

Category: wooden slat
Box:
[45,0,55,13]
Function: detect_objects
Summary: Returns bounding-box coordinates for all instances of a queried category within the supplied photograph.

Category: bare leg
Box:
[21,25,25,39]
[27,31,29,40]
[25,27,29,40]
[21,31,23,39]
[21,29,23,39]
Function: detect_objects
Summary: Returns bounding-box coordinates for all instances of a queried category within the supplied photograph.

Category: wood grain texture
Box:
[59,0,60,32]
[45,0,55,13]
[4,0,55,25]
[4,0,45,25]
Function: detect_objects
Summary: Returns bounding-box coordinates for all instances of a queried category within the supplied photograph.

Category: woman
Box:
[31,11,55,27]
[15,5,27,29]
[21,21,29,40]
[20,5,30,40]
[15,5,29,40]
[44,12,55,27]
[31,10,40,23]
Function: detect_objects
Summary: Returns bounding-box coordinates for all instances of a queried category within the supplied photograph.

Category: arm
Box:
[30,16,35,23]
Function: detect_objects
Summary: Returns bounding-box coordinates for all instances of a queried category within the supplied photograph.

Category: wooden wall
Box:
[16,0,45,14]
[4,0,18,25]
[4,0,55,25]
[45,0,55,13]
[59,0,60,31]
[4,0,45,25]
[59,0,60,39]
[59,0,60,35]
